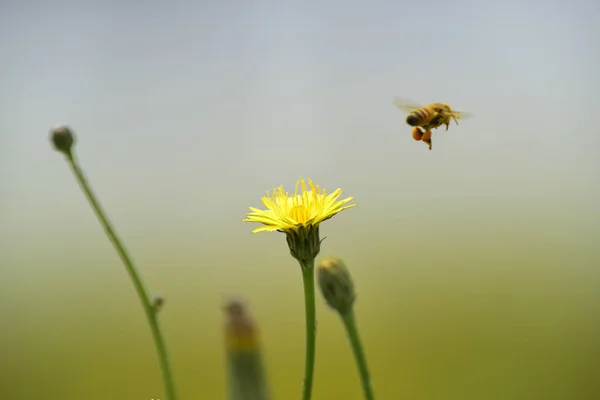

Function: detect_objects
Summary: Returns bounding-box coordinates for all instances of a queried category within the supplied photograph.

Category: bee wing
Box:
[454,111,474,119]
[392,97,423,113]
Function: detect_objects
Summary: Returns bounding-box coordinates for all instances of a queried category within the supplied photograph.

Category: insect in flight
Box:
[393,97,472,150]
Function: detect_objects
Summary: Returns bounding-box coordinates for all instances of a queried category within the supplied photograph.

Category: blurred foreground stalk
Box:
[50,125,178,400]
[318,256,375,400]
[223,298,272,400]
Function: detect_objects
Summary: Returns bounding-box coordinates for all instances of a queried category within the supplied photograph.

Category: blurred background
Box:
[1,0,599,399]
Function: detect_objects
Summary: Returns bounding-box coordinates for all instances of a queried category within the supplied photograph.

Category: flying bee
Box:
[393,97,472,150]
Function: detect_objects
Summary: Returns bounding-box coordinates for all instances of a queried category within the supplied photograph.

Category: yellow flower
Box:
[243,178,355,399]
[243,177,356,234]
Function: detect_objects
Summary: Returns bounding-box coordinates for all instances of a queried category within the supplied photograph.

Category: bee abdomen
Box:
[406,108,430,126]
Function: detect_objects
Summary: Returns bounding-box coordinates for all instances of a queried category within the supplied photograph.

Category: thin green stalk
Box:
[341,310,374,400]
[300,260,317,400]
[65,152,178,400]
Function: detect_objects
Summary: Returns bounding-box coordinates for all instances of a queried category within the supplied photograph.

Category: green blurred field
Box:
[2,199,599,399]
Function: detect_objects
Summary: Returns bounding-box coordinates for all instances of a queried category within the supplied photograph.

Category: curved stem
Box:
[65,153,178,400]
[341,310,375,400]
[300,261,317,400]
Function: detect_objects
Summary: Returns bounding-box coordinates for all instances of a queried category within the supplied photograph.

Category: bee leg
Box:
[421,130,432,150]
[422,138,432,150]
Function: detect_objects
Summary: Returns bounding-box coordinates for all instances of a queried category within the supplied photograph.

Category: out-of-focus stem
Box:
[341,310,374,400]
[64,152,178,400]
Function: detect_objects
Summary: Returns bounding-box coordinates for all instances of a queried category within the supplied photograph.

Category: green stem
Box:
[65,152,178,400]
[300,260,317,400]
[341,310,375,400]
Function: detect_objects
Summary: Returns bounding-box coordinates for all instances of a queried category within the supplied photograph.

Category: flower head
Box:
[243,178,356,264]
[243,177,356,234]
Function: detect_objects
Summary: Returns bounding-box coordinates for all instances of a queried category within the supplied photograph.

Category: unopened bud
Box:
[50,124,75,154]
[317,256,356,314]
[152,295,165,312]
[222,297,271,400]
[223,297,259,351]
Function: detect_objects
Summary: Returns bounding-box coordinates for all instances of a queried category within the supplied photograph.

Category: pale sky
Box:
[2,0,599,263]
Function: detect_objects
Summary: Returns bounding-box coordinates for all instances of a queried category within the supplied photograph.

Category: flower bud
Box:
[317,256,356,314]
[152,295,165,313]
[50,124,75,154]
[223,297,271,400]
